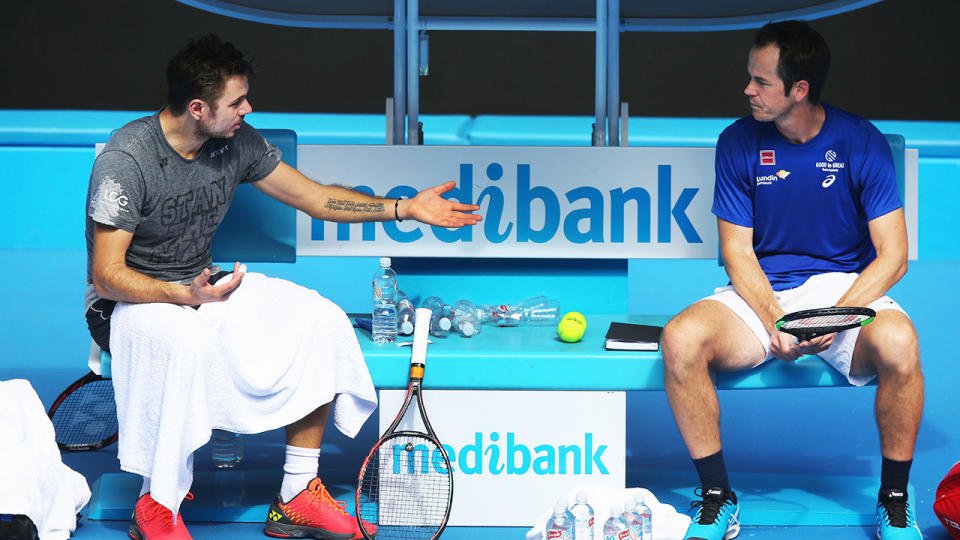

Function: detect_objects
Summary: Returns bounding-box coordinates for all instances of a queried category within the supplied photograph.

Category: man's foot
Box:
[876,488,923,539]
[264,478,376,540]
[683,487,740,540]
[128,493,194,540]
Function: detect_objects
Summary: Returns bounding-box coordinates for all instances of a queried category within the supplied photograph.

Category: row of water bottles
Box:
[546,492,652,540]
[372,257,562,343]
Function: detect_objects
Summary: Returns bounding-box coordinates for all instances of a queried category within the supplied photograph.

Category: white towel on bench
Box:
[109,272,377,517]
[0,379,91,540]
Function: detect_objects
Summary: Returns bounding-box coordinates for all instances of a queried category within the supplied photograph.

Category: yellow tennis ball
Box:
[561,311,587,328]
[558,318,585,343]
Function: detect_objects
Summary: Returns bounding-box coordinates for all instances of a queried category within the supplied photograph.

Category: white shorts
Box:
[702,272,907,386]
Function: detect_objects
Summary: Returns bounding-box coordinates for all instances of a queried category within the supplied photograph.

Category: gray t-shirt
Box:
[84,111,281,309]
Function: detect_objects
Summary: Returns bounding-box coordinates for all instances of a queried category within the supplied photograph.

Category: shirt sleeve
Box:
[237,125,282,183]
[87,150,144,233]
[712,126,754,228]
[855,123,902,221]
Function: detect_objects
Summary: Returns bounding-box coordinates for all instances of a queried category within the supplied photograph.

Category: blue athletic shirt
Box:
[712,103,902,291]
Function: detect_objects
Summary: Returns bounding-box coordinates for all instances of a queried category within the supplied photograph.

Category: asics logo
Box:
[822,175,836,188]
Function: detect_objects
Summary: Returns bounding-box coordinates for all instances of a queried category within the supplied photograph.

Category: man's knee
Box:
[858,313,920,376]
[662,307,715,371]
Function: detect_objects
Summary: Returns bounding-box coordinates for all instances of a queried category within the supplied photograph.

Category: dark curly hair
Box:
[165,34,254,115]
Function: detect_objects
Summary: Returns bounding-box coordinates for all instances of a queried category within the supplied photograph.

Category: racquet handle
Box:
[411,307,432,369]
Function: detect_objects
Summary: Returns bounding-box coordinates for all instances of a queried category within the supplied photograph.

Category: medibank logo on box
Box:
[378,390,625,527]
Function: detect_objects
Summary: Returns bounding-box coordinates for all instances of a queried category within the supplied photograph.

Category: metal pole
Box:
[593,0,607,146]
[606,0,620,146]
[393,0,406,144]
[621,101,629,146]
[406,0,420,145]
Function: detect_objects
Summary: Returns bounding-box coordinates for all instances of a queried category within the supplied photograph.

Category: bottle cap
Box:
[380,257,391,267]
[400,320,414,334]
[575,492,588,504]
[461,321,475,335]
[610,505,621,516]
[554,499,567,514]
[439,317,452,331]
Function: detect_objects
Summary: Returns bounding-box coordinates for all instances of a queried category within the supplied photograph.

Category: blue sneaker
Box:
[683,487,740,540]
[876,488,922,539]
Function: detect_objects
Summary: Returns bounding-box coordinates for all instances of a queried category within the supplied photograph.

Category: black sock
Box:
[880,457,913,494]
[693,450,731,492]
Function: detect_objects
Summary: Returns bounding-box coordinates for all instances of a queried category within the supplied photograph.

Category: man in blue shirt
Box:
[661,20,923,540]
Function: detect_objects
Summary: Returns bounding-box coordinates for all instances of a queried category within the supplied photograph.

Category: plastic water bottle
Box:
[421,296,452,337]
[211,429,242,468]
[452,300,481,337]
[621,502,643,540]
[602,506,632,540]
[397,290,416,336]
[545,499,573,540]
[632,494,652,540]
[372,257,398,343]
[568,492,595,540]
[492,296,562,327]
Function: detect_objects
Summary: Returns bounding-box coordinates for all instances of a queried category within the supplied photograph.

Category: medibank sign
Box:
[296,146,717,258]
[378,390,625,527]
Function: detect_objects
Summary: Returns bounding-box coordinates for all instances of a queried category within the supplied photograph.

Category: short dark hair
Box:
[753,20,830,104]
[166,35,254,116]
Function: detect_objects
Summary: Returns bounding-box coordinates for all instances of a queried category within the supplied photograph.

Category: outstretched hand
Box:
[405,181,482,228]
[189,262,246,304]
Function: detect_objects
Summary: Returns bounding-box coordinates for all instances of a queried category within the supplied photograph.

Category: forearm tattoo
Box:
[324,199,385,214]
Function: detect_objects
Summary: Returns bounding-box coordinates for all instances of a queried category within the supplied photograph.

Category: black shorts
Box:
[85,270,233,353]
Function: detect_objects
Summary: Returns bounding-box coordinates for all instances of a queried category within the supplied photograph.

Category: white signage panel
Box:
[297,146,717,258]
[377,389,626,527]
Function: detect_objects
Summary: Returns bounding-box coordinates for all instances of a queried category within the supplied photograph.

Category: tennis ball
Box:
[561,311,587,327]
[558,318,585,343]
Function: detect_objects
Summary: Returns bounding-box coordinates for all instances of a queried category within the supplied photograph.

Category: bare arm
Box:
[719,218,783,332]
[835,208,908,307]
[252,161,482,227]
[719,218,812,360]
[91,223,245,305]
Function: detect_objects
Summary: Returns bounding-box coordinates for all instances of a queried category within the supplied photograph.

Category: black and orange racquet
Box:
[356,308,454,539]
[46,371,118,451]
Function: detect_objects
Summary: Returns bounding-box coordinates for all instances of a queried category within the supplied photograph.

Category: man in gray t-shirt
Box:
[85,35,480,540]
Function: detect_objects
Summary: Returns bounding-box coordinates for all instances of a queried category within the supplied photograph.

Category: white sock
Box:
[140,477,151,497]
[280,445,321,502]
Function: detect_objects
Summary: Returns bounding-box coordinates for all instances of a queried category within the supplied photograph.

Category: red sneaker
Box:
[128,493,194,540]
[264,478,376,539]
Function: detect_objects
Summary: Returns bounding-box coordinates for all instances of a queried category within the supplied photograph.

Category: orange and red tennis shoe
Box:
[264,477,376,539]
[128,493,194,540]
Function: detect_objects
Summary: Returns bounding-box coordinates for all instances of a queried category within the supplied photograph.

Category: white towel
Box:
[109,272,378,517]
[525,485,692,540]
[0,379,92,540]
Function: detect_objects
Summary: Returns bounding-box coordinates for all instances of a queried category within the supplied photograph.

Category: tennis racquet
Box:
[46,371,119,451]
[775,306,876,342]
[356,307,454,540]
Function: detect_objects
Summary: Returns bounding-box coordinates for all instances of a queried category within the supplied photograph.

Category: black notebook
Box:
[604,322,663,351]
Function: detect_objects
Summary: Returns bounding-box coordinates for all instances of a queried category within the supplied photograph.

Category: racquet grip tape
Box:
[409,365,424,379]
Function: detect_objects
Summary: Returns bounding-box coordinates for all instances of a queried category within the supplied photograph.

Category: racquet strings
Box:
[779,312,871,331]
[358,434,452,539]
[49,377,118,450]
